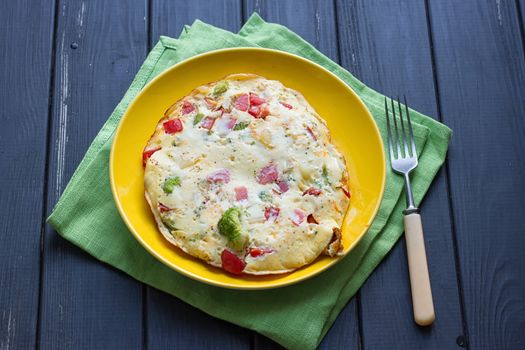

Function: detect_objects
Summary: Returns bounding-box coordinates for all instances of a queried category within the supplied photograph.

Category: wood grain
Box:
[39,0,147,348]
[335,0,465,348]
[147,1,251,349]
[242,1,359,348]
[0,1,55,349]
[428,0,525,349]
[244,0,339,61]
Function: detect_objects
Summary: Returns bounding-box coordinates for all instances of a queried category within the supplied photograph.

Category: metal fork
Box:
[385,96,435,326]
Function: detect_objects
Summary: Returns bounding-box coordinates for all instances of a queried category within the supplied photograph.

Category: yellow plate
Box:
[110,48,385,289]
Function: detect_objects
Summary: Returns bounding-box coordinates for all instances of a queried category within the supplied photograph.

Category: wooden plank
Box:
[335,1,466,349]
[147,2,251,349]
[244,0,338,61]
[151,0,242,40]
[39,1,147,348]
[0,1,55,349]
[427,1,525,349]
[242,1,359,349]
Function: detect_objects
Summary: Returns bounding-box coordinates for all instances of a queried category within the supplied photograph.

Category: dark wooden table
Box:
[2,1,524,349]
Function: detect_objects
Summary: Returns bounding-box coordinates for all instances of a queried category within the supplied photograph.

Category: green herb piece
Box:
[163,176,181,193]
[161,217,178,231]
[217,207,245,249]
[258,190,272,202]
[233,121,250,131]
[212,81,229,97]
[193,113,204,125]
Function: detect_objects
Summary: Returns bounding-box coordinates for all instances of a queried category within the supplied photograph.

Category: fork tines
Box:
[385,96,417,160]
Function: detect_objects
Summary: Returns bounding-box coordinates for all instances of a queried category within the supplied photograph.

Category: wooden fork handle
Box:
[404,212,435,326]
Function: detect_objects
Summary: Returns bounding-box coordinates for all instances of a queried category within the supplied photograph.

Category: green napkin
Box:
[48,14,451,350]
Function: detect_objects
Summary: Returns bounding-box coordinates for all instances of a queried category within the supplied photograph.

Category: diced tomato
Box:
[306,126,317,141]
[291,208,306,226]
[249,247,273,257]
[163,119,183,134]
[234,93,250,111]
[142,147,161,167]
[206,169,231,184]
[200,116,216,130]
[182,101,195,115]
[277,180,289,193]
[257,163,279,184]
[234,186,248,201]
[280,102,293,109]
[303,187,322,196]
[264,206,280,222]
[307,214,319,224]
[204,96,218,109]
[248,105,261,118]
[158,203,171,213]
[249,93,266,106]
[221,249,246,275]
[341,186,351,198]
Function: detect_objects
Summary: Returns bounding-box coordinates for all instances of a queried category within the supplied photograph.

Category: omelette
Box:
[143,74,350,275]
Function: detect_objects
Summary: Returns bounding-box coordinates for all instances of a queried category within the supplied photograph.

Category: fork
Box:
[385,96,435,326]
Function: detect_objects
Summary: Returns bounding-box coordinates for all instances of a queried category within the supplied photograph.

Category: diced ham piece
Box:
[277,180,289,193]
[163,119,183,134]
[234,93,250,111]
[221,249,245,275]
[249,247,273,257]
[234,186,248,201]
[181,101,195,115]
[158,203,171,213]
[303,187,322,196]
[264,207,280,222]
[291,209,306,226]
[280,102,293,109]
[257,163,279,184]
[249,93,266,106]
[226,117,237,130]
[142,147,161,167]
[200,116,216,130]
[206,169,231,184]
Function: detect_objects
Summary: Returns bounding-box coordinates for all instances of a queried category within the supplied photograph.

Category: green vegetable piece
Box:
[212,81,229,97]
[163,176,181,193]
[258,190,272,202]
[161,217,178,231]
[218,207,245,249]
[193,113,204,125]
[233,121,250,131]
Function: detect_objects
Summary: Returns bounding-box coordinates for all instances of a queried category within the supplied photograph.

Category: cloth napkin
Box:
[48,13,451,350]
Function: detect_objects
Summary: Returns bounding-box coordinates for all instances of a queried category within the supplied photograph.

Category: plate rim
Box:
[110,47,386,290]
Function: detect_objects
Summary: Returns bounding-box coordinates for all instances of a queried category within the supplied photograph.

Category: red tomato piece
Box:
[249,247,273,257]
[206,169,231,183]
[303,187,322,196]
[257,163,279,184]
[307,214,319,224]
[200,116,216,130]
[291,208,306,226]
[181,101,195,115]
[277,180,289,193]
[280,102,293,109]
[264,206,280,222]
[221,249,246,275]
[341,186,351,198]
[158,203,171,213]
[249,93,266,106]
[142,147,161,167]
[163,118,183,134]
[234,186,248,201]
[248,105,261,118]
[234,93,250,111]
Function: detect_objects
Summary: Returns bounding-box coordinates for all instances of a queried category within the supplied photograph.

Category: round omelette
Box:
[143,74,350,275]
